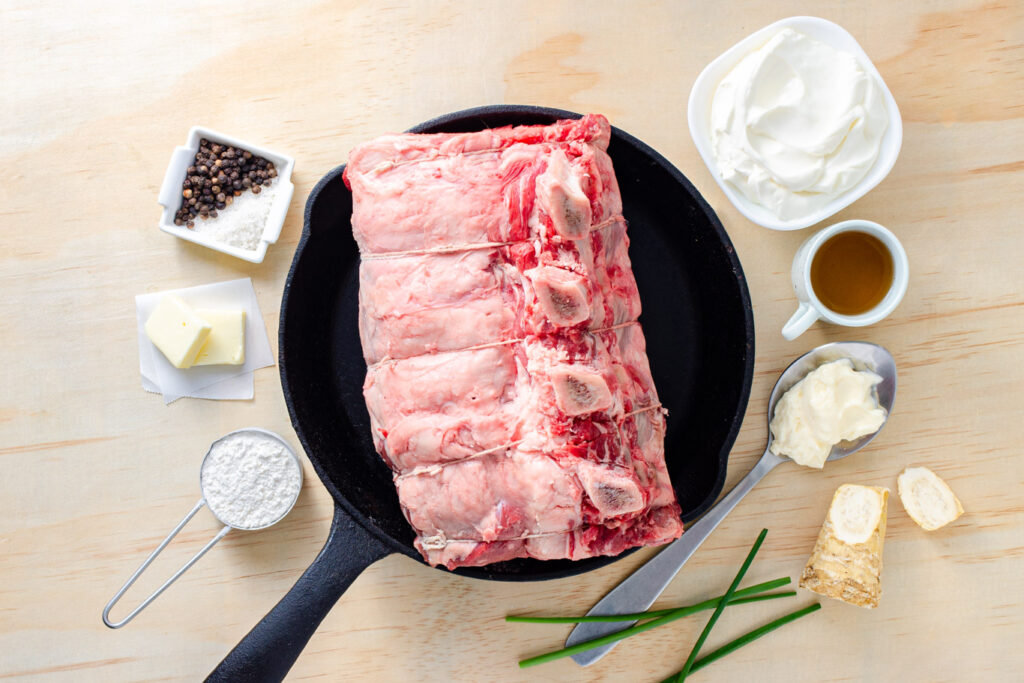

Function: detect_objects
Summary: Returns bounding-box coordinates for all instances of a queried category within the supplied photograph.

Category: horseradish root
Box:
[897,466,964,531]
[800,484,889,608]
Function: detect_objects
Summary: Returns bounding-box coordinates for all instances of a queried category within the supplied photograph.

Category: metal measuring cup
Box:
[102,428,303,628]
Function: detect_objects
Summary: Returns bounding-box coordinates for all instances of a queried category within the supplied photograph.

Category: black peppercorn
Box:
[174,139,278,226]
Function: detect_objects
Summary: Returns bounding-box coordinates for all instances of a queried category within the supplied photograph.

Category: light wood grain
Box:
[2,1,1022,681]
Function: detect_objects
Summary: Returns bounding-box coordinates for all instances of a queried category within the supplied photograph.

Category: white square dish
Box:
[687,16,903,231]
[157,126,295,262]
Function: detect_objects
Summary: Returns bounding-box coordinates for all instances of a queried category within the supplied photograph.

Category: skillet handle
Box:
[206,505,393,682]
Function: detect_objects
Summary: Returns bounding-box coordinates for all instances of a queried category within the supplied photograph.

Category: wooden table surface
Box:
[3,1,1022,680]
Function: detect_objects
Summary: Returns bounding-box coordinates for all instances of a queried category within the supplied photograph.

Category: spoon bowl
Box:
[566,341,897,665]
[766,341,897,464]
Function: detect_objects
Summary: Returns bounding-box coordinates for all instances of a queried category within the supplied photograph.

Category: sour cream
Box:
[769,359,886,468]
[709,28,888,220]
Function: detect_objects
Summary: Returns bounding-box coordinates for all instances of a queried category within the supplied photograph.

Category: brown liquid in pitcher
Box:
[810,231,894,315]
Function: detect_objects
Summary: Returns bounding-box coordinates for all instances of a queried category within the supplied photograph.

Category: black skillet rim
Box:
[280,105,754,581]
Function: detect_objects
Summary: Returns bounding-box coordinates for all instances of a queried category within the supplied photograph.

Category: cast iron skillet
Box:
[207,105,754,681]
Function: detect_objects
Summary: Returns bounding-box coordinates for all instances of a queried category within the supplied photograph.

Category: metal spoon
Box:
[565,341,897,665]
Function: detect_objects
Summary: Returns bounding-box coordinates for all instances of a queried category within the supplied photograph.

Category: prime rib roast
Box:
[343,114,684,569]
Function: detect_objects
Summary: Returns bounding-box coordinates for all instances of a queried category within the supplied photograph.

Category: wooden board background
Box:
[2,1,1022,680]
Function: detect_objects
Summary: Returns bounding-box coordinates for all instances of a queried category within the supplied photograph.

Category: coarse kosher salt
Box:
[201,431,302,529]
[192,180,278,252]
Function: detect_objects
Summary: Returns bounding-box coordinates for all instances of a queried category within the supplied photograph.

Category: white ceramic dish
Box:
[687,16,903,231]
[157,126,295,263]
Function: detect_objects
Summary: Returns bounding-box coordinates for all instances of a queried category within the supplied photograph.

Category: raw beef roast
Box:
[344,114,684,569]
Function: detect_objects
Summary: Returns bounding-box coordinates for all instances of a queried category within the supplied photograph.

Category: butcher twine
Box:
[368,320,645,371]
[359,214,626,261]
[392,402,664,484]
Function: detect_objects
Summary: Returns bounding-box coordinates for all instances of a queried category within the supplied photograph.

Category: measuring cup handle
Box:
[102,500,230,629]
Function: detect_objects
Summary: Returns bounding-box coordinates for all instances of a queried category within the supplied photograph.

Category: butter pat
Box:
[145,296,211,369]
[194,309,246,366]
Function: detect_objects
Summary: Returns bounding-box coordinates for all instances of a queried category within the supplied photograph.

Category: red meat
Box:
[345,114,683,569]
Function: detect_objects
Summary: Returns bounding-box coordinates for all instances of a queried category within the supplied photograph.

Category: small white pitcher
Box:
[783,219,909,340]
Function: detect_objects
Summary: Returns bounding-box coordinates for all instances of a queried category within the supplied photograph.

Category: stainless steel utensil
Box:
[565,341,897,665]
[102,428,302,628]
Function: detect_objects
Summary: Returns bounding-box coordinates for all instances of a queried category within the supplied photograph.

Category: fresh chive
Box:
[675,528,768,681]
[660,603,821,682]
[506,580,792,623]
[517,591,791,669]
[508,607,678,624]
[516,579,791,668]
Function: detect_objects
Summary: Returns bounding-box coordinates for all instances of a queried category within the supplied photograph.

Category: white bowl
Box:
[687,16,903,231]
[157,126,295,263]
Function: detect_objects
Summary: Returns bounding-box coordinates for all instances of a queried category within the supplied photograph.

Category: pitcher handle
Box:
[782,302,819,340]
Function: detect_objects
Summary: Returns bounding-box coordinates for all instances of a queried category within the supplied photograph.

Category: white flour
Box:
[201,431,302,529]
[192,180,278,252]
